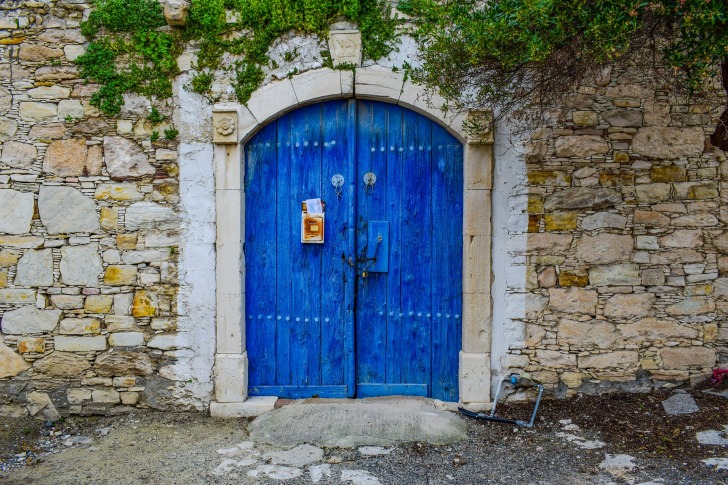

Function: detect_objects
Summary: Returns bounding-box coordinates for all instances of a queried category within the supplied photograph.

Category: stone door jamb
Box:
[209,66,494,417]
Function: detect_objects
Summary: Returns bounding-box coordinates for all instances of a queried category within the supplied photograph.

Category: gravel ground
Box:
[0,388,727,484]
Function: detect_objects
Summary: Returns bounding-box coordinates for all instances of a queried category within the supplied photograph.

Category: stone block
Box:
[132,290,158,317]
[548,288,598,315]
[459,351,490,403]
[1,306,61,334]
[0,117,18,142]
[162,0,189,26]
[572,110,597,127]
[631,127,704,159]
[544,212,577,231]
[544,187,621,211]
[84,295,113,313]
[603,109,643,127]
[672,213,718,227]
[578,351,639,369]
[39,186,99,234]
[60,318,101,335]
[50,295,84,310]
[120,392,139,405]
[67,389,92,404]
[528,170,572,186]
[0,189,34,234]
[210,397,277,418]
[634,210,670,226]
[44,138,102,177]
[0,289,37,304]
[462,292,491,353]
[19,43,64,61]
[125,202,177,230]
[464,190,491,236]
[328,30,362,66]
[60,244,102,287]
[665,297,715,316]
[617,317,698,342]
[19,102,57,121]
[1,141,37,169]
[603,293,656,319]
[17,337,45,354]
[559,271,589,287]
[29,123,66,140]
[147,333,177,350]
[58,100,84,120]
[464,145,493,190]
[103,136,155,179]
[581,212,627,230]
[536,349,576,367]
[290,68,343,104]
[463,235,490,294]
[100,207,119,232]
[635,235,659,250]
[660,347,716,369]
[537,266,557,288]
[54,335,107,352]
[246,79,298,125]
[558,319,617,348]
[15,249,54,287]
[651,165,686,183]
[92,389,120,403]
[109,332,145,347]
[554,135,609,157]
[650,249,703,265]
[215,353,248,403]
[94,350,153,376]
[635,183,671,203]
[575,234,633,265]
[660,230,703,248]
[526,233,572,253]
[34,352,90,377]
[355,66,404,102]
[0,341,29,378]
[525,293,549,320]
[589,264,641,286]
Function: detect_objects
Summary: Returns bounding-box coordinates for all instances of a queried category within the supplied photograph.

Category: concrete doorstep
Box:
[248,396,467,448]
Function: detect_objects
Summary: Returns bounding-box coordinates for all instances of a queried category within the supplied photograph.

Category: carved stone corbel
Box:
[213,109,239,144]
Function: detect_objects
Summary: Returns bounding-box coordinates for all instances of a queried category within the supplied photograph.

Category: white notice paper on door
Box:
[305,198,323,215]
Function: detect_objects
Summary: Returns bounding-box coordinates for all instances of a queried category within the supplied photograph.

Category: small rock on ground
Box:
[696,426,728,446]
[309,463,332,482]
[358,446,392,456]
[702,458,728,470]
[599,453,637,478]
[341,469,382,485]
[247,464,303,480]
[662,393,700,415]
[263,444,324,466]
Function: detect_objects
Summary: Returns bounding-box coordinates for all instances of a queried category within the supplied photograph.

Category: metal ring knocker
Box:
[363,172,376,194]
[331,174,344,198]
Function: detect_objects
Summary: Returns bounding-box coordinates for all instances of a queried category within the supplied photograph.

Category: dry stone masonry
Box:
[0,0,182,416]
[515,66,726,396]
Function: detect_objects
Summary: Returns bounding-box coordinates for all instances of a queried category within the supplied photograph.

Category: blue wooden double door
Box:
[244,99,463,402]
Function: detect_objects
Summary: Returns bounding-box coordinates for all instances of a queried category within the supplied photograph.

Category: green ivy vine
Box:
[76,0,401,116]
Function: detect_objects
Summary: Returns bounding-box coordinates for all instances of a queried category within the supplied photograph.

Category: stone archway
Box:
[209,66,494,417]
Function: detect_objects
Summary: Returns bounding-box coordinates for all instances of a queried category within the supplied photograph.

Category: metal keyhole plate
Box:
[363,172,377,186]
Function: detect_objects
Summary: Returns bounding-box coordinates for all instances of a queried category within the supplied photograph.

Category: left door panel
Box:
[245,100,357,398]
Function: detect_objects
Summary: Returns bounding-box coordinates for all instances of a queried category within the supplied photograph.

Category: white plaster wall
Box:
[490,122,528,395]
[172,76,217,408]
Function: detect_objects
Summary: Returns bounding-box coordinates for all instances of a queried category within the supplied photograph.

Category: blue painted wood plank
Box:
[245,122,279,387]
[320,100,355,390]
[249,385,348,399]
[383,103,404,386]
[289,103,324,387]
[356,384,427,397]
[275,114,293,386]
[344,99,357,397]
[355,100,389,387]
[430,124,463,402]
[399,108,433,389]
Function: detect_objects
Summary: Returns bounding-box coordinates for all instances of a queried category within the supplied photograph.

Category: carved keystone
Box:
[328,30,362,67]
[213,109,238,144]
[464,111,494,145]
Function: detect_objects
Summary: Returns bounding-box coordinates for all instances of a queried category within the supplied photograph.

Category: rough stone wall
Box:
[0,0,187,417]
[508,66,727,397]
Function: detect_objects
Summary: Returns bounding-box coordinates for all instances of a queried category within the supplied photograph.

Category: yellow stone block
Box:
[85,295,113,313]
[100,207,119,232]
[704,323,718,343]
[132,290,158,317]
[544,212,577,231]
[0,270,6,288]
[104,266,138,286]
[0,250,20,267]
[116,233,137,250]
[640,358,658,370]
[527,195,544,213]
[560,371,583,388]
[559,271,589,287]
[17,337,45,354]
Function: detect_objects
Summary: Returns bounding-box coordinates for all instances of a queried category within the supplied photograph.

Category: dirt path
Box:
[1,388,727,484]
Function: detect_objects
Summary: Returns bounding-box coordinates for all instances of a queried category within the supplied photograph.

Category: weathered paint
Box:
[245,100,463,401]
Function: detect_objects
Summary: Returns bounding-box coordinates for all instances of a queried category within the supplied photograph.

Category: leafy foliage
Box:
[400,0,728,148]
[78,0,400,114]
[76,0,180,116]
